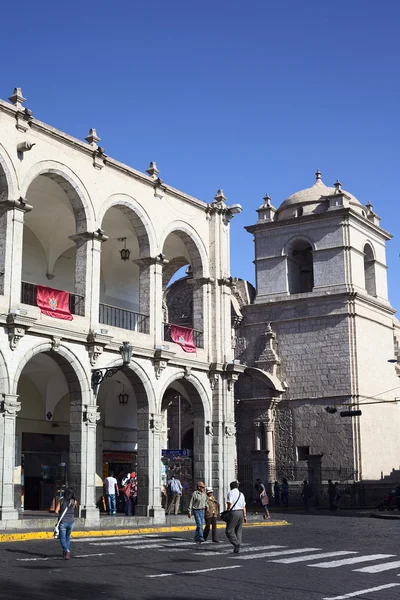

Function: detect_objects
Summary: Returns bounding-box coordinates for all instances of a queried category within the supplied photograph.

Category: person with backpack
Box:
[54,487,78,560]
[166,475,183,515]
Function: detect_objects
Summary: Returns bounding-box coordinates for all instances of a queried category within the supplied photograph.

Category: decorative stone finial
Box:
[9,87,26,109]
[146,161,160,178]
[366,201,373,213]
[334,179,342,193]
[315,169,322,181]
[85,128,101,146]
[214,189,227,204]
[263,193,272,207]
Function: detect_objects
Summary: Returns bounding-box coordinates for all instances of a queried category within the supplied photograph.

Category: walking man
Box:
[104,471,119,515]
[225,481,247,553]
[328,479,336,511]
[188,481,207,543]
[301,480,313,512]
[166,475,183,515]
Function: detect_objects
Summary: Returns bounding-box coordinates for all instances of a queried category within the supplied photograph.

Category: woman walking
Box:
[203,487,220,543]
[55,487,78,560]
[123,472,138,516]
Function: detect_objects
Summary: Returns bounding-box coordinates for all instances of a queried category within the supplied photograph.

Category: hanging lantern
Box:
[118,384,129,406]
[119,237,131,261]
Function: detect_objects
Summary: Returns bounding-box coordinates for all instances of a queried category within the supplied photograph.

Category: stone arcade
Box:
[0,88,244,527]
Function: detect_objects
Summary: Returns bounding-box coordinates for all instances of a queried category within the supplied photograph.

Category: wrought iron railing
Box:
[99,302,149,333]
[163,323,204,349]
[21,281,85,316]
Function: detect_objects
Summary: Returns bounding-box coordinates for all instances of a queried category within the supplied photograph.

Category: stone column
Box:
[69,399,100,524]
[0,198,32,307]
[70,230,108,323]
[254,421,263,450]
[136,411,164,522]
[307,454,323,508]
[135,255,167,344]
[0,394,21,520]
[263,415,276,489]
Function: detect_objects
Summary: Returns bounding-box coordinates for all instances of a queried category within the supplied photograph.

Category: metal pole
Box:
[178,395,181,449]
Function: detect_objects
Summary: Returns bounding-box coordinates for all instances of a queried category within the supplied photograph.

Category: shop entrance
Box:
[22,433,69,511]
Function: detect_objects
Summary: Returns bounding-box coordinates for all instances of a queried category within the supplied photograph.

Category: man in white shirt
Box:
[225,480,247,553]
[103,471,119,515]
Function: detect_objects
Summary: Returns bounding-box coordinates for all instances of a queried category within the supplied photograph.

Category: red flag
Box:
[170,325,196,353]
[36,285,73,321]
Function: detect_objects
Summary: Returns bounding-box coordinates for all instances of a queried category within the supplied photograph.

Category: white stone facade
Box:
[0,89,242,526]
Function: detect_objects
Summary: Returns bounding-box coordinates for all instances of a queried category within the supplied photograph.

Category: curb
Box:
[370,512,400,520]
[0,519,290,543]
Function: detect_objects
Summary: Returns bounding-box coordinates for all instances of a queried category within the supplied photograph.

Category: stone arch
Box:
[0,348,10,395]
[160,221,209,281]
[12,341,95,512]
[12,341,91,400]
[102,356,157,415]
[284,236,315,294]
[363,241,377,296]
[20,161,95,232]
[99,194,156,258]
[160,371,211,485]
[0,144,18,200]
[159,370,211,422]
[282,235,316,256]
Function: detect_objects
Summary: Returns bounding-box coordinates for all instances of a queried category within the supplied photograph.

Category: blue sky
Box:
[1,1,399,304]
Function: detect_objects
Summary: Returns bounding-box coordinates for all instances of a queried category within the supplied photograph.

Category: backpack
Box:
[168,479,181,494]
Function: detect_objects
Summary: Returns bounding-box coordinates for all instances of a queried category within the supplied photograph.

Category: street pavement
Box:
[1,513,400,600]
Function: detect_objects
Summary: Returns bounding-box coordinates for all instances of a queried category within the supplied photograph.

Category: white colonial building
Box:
[0,88,243,527]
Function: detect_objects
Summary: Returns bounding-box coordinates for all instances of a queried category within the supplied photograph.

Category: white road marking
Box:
[74,534,161,543]
[233,547,321,560]
[17,552,115,562]
[271,551,358,564]
[193,544,286,557]
[91,539,193,547]
[322,583,400,600]
[146,565,242,578]
[123,542,195,550]
[355,560,400,573]
[309,554,396,569]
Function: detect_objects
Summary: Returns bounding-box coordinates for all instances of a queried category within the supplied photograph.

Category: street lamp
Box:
[91,341,132,396]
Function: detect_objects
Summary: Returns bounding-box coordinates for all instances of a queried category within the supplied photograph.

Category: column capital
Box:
[69,229,109,245]
[1,394,21,416]
[0,196,32,213]
[133,254,170,268]
[83,405,101,424]
[149,413,164,434]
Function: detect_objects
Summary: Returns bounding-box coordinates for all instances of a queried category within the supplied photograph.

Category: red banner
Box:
[170,325,196,353]
[36,285,73,321]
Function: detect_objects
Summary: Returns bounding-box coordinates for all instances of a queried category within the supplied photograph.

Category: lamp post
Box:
[91,341,132,396]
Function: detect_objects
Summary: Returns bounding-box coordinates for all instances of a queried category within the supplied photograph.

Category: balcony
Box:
[99,303,149,333]
[163,323,204,349]
[21,282,85,316]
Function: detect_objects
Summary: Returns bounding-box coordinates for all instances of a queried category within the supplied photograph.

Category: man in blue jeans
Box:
[188,481,207,542]
[104,471,119,515]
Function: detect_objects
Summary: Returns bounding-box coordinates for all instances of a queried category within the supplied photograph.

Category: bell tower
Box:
[242,171,400,481]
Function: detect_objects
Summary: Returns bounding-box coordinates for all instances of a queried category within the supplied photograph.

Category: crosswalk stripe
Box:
[309,554,396,569]
[124,542,196,550]
[271,551,358,564]
[91,539,193,547]
[74,534,161,543]
[354,560,400,573]
[146,565,242,578]
[17,553,114,562]
[233,547,321,560]
[322,583,400,600]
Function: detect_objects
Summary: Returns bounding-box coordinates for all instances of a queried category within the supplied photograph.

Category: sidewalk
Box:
[0,514,290,543]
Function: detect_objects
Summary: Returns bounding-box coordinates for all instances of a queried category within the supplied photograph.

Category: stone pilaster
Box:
[0,197,32,308]
[69,399,100,524]
[0,394,21,520]
[135,255,168,345]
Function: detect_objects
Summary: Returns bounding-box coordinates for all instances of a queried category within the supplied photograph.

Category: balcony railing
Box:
[99,303,149,333]
[163,323,204,349]
[21,282,85,316]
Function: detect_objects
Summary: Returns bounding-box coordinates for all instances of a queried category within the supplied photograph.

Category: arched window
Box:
[363,243,376,296]
[287,240,314,294]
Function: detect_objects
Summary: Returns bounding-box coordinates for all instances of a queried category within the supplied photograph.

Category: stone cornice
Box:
[0,98,209,212]
[245,206,392,241]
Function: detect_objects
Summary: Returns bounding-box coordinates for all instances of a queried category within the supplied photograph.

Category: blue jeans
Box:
[106,494,117,514]
[59,522,74,552]
[193,509,205,541]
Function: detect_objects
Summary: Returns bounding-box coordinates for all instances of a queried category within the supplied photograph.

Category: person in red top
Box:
[123,472,138,516]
